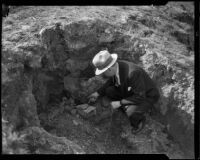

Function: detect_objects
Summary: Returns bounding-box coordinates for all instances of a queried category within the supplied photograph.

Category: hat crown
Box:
[92,50,112,68]
[92,50,118,75]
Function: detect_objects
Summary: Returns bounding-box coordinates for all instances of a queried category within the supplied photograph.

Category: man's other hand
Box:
[88,92,99,103]
[110,101,121,109]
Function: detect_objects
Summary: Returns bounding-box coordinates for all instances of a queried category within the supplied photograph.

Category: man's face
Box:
[101,63,116,79]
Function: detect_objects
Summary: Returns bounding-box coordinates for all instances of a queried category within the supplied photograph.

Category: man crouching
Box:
[88,50,160,134]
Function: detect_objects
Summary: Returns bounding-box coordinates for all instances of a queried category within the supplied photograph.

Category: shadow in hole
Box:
[43,124,55,132]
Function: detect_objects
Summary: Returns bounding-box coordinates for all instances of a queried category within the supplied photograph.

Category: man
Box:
[88,50,160,134]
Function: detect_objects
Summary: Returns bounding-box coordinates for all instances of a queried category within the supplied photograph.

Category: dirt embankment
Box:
[2,3,194,158]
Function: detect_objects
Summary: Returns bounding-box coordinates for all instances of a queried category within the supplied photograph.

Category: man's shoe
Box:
[131,116,146,134]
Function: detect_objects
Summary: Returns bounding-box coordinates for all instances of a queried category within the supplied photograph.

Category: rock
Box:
[72,120,79,126]
[78,76,106,100]
[71,109,77,115]
[95,128,102,133]
[77,110,87,119]
[64,75,105,103]
[64,105,73,113]
[77,106,96,119]
[138,17,157,29]
[21,25,31,31]
[142,30,154,37]
[68,98,75,105]
[76,104,89,110]
[84,106,96,114]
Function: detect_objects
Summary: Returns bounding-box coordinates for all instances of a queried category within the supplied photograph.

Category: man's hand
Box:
[110,101,121,110]
[88,92,99,104]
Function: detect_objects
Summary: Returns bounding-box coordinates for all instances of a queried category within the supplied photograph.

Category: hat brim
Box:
[95,54,118,76]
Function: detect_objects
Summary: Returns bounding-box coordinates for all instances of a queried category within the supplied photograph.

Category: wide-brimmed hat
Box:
[92,50,118,75]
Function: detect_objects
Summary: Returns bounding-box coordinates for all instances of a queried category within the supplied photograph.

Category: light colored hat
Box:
[92,50,118,75]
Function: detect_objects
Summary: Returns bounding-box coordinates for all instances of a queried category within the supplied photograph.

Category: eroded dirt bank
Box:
[2,3,194,158]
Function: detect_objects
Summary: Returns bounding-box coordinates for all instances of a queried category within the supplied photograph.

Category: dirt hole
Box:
[24,21,188,156]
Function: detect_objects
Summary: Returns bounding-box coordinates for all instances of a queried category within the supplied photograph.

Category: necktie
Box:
[115,75,119,87]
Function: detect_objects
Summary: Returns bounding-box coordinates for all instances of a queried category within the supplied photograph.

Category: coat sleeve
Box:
[124,69,147,104]
[97,78,114,96]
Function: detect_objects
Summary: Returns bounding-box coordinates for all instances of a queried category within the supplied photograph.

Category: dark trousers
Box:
[105,86,159,127]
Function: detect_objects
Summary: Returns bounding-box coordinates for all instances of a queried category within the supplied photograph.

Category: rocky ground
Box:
[2,3,194,158]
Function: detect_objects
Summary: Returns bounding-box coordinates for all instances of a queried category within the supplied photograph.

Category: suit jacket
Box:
[97,60,160,104]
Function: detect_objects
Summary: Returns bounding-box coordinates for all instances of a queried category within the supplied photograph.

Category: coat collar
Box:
[117,60,129,84]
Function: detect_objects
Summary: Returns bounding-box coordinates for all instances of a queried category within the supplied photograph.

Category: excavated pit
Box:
[28,20,149,154]
[2,11,194,157]
[26,20,192,157]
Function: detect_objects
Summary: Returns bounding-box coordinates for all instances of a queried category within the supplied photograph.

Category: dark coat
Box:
[97,60,160,105]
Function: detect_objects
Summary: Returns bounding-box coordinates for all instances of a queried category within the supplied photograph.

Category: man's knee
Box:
[125,105,137,117]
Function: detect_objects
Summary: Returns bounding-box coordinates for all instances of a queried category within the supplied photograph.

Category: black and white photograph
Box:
[2,2,195,159]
